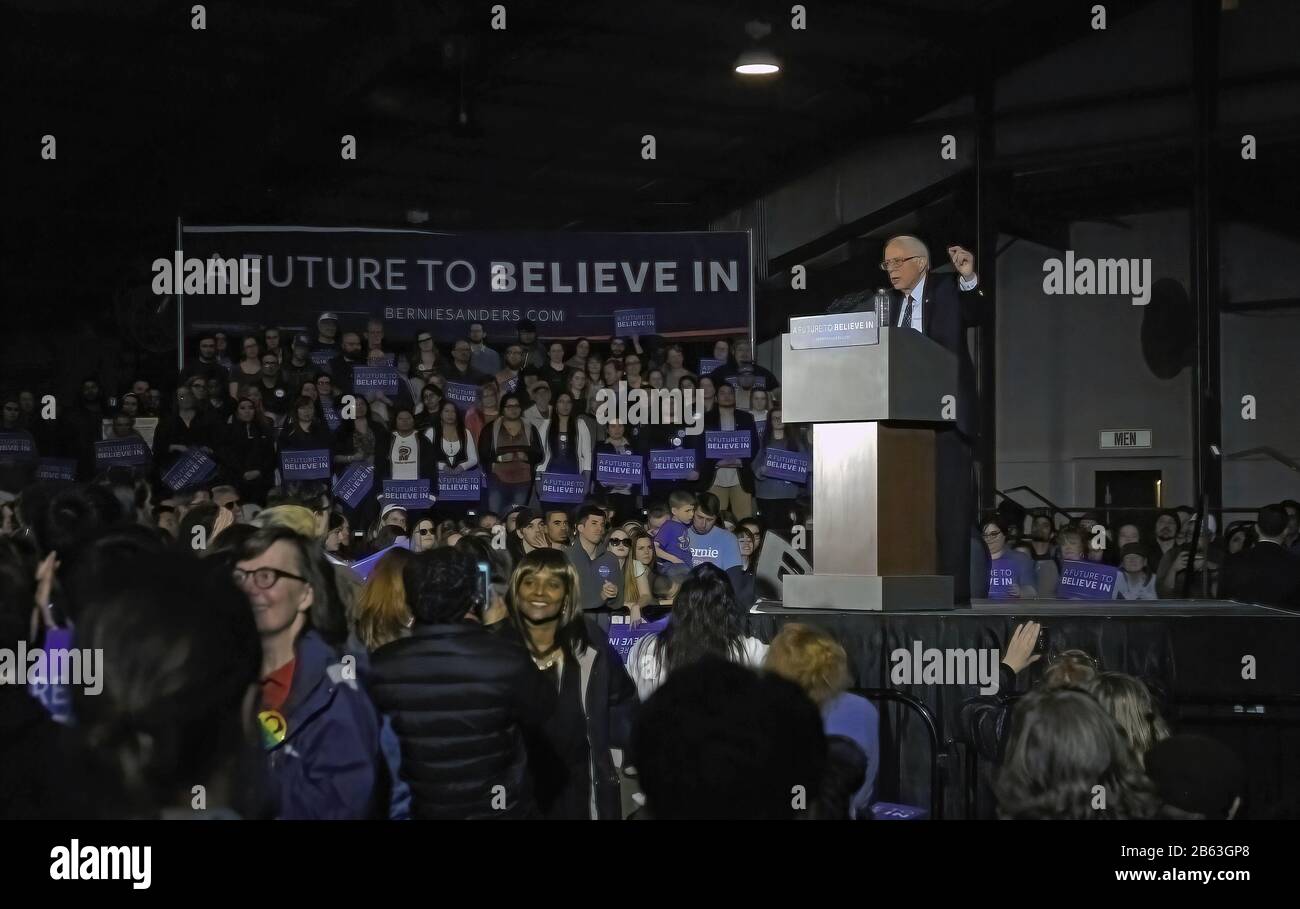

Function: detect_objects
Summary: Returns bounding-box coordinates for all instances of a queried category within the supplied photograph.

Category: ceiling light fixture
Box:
[734,20,780,75]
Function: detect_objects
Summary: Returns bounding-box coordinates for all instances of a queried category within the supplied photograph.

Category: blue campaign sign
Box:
[697,357,724,376]
[649,448,695,480]
[0,432,36,462]
[614,307,656,336]
[788,310,880,350]
[607,616,670,665]
[988,564,1018,599]
[538,472,586,503]
[351,366,400,396]
[162,449,218,492]
[595,452,643,486]
[94,438,150,468]
[763,448,809,484]
[444,381,478,411]
[438,468,484,502]
[1058,560,1120,600]
[319,398,341,431]
[333,462,375,509]
[36,458,77,482]
[280,448,332,480]
[383,479,434,508]
[705,430,751,459]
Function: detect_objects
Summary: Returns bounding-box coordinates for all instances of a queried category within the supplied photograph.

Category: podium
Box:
[779,317,959,611]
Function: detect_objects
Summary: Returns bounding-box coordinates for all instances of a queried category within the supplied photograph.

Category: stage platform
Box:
[744,598,1300,818]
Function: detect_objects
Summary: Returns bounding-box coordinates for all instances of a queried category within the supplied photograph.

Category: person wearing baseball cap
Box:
[314,312,341,351]
[1114,542,1157,600]
[279,335,317,400]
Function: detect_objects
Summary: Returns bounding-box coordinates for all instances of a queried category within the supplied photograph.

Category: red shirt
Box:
[261,659,296,713]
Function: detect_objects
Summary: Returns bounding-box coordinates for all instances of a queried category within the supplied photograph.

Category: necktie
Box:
[899,294,914,330]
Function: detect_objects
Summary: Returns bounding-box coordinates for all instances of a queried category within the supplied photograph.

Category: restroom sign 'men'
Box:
[1100,429,1152,450]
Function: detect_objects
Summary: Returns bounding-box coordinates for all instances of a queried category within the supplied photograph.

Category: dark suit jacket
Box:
[892,272,986,440]
[697,407,758,494]
[1220,541,1300,607]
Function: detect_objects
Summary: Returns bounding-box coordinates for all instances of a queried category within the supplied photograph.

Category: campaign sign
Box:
[280,448,332,480]
[94,437,150,469]
[319,398,341,431]
[162,449,218,492]
[607,615,670,665]
[697,357,725,376]
[438,469,484,502]
[1058,560,1120,600]
[596,452,643,486]
[723,374,767,389]
[705,430,751,460]
[0,432,36,462]
[788,310,880,350]
[36,458,77,482]
[649,448,695,480]
[614,308,656,336]
[763,448,809,484]
[352,366,400,396]
[310,350,335,371]
[333,462,375,509]
[987,564,1018,599]
[383,479,433,509]
[444,381,478,411]
[538,472,586,503]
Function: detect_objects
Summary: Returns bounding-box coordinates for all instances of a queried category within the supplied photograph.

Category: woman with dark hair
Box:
[538,391,592,509]
[662,344,690,390]
[428,400,480,520]
[539,341,570,393]
[228,335,264,399]
[566,369,592,415]
[646,367,666,391]
[622,352,646,390]
[565,337,591,372]
[407,331,442,382]
[333,394,389,470]
[985,518,1038,599]
[325,511,352,557]
[592,419,641,525]
[600,358,624,393]
[478,392,543,515]
[995,688,1164,819]
[585,354,604,390]
[503,548,638,819]
[413,383,445,433]
[72,551,268,819]
[278,396,334,457]
[753,407,807,533]
[626,563,768,700]
[610,526,654,623]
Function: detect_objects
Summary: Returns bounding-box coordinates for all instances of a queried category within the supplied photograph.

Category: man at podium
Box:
[882,235,986,604]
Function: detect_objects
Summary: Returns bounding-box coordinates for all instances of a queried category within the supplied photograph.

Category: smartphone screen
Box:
[477,561,492,616]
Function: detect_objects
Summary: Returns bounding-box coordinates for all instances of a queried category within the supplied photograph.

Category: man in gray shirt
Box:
[566,504,621,629]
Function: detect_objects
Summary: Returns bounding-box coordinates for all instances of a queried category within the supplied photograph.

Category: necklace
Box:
[532,647,563,671]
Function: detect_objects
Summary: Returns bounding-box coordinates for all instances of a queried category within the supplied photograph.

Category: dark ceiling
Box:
[3,0,1125,319]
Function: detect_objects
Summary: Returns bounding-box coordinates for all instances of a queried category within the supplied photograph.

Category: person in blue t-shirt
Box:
[653,489,696,581]
[688,492,741,571]
[983,519,1037,599]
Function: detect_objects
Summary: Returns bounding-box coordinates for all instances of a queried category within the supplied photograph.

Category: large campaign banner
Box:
[181,227,751,343]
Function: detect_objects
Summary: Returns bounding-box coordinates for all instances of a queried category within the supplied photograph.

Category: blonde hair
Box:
[254,504,318,538]
[622,528,652,606]
[353,549,413,651]
[1085,672,1170,765]
[764,623,852,708]
[1041,649,1097,690]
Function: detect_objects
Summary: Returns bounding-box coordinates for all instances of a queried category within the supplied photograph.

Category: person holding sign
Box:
[278,397,335,458]
[593,420,640,524]
[699,382,757,520]
[753,408,807,533]
[428,401,480,520]
[152,385,211,475]
[539,392,592,497]
[983,519,1037,599]
[479,393,544,515]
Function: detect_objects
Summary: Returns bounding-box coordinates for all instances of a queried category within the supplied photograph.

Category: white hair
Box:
[885,234,930,268]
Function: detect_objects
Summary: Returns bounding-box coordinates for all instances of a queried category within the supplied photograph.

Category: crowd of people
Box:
[981,501,1300,605]
[1,318,1293,820]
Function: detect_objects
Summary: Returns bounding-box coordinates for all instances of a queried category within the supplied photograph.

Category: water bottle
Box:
[872,287,892,327]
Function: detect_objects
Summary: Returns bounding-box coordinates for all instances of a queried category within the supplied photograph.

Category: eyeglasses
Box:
[880,256,922,271]
[608,538,630,547]
[416,527,435,535]
[982,529,1003,539]
[222,501,242,511]
[232,567,307,590]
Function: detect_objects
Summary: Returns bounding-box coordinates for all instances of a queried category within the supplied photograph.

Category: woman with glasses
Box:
[983,519,1037,599]
[410,518,438,553]
[478,392,543,515]
[413,383,444,434]
[227,335,264,400]
[608,527,654,624]
[407,331,442,382]
[215,397,277,506]
[502,549,638,819]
